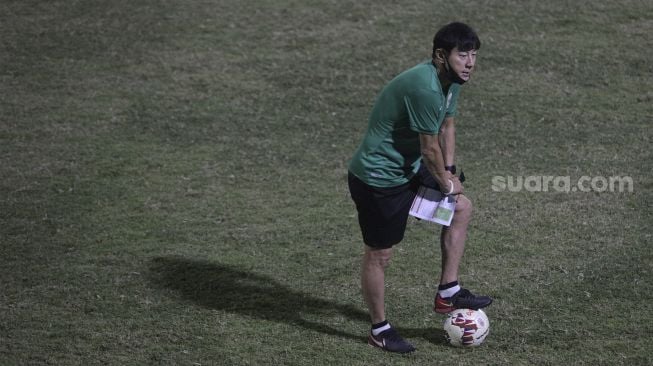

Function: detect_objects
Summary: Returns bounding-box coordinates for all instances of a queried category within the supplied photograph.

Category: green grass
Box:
[1,0,652,365]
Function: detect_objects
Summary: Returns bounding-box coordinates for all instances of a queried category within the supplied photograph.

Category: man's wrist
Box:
[445,179,454,195]
[445,165,456,174]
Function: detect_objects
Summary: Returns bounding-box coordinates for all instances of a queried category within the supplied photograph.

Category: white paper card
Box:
[409,186,456,226]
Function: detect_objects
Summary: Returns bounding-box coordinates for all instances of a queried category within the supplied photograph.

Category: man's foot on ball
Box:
[434,288,493,314]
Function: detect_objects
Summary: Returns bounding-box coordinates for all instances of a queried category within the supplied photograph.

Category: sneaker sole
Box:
[433,299,493,314]
[433,305,455,314]
[367,335,415,353]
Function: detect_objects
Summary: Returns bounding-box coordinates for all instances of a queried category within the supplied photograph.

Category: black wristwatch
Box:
[445,165,456,174]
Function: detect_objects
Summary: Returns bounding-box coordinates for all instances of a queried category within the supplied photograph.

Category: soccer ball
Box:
[443,309,490,347]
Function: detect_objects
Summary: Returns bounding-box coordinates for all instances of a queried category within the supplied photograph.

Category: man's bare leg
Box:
[435,194,493,313]
[361,245,393,324]
[440,194,473,284]
[362,245,416,353]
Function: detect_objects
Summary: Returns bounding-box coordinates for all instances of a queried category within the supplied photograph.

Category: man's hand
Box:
[444,173,464,195]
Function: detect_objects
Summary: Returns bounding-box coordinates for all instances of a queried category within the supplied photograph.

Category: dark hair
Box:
[432,22,481,58]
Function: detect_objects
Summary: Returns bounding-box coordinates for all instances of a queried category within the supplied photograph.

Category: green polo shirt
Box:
[349,61,460,187]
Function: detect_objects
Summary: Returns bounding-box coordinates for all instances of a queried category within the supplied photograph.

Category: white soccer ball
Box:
[443,308,490,347]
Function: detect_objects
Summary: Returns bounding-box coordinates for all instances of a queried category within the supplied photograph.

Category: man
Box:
[348,22,492,353]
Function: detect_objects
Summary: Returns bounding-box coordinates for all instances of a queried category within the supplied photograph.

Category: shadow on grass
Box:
[148,256,368,342]
[397,327,448,347]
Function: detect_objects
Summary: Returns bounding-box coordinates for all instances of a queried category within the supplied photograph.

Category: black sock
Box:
[438,281,461,298]
[371,320,391,336]
[372,320,388,329]
[438,281,459,291]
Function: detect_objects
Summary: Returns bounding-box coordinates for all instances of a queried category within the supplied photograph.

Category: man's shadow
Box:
[148,256,447,345]
[148,256,368,342]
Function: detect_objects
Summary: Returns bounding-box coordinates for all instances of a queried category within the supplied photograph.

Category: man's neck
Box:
[432,59,452,91]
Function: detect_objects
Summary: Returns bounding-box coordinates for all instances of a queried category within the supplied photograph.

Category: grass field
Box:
[1,0,652,365]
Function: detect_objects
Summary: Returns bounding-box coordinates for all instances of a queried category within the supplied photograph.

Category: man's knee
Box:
[453,195,473,223]
[455,194,473,213]
[364,246,394,268]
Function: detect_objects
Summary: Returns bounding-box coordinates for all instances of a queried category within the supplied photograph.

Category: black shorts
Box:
[348,165,441,248]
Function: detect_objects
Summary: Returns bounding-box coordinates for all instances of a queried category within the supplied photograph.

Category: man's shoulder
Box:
[397,61,436,79]
[389,61,441,94]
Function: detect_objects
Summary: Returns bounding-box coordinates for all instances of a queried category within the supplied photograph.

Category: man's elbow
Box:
[439,123,455,136]
[420,147,438,163]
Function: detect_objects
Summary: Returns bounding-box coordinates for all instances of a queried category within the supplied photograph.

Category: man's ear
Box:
[434,48,447,64]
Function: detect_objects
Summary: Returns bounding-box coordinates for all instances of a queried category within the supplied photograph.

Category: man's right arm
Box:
[419,133,463,194]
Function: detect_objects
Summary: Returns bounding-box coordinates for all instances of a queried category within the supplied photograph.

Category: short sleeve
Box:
[404,89,443,135]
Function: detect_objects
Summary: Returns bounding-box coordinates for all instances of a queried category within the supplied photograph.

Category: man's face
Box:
[447,47,477,82]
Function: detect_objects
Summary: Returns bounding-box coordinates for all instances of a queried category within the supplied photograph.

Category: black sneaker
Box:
[434,288,493,314]
[368,327,416,353]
